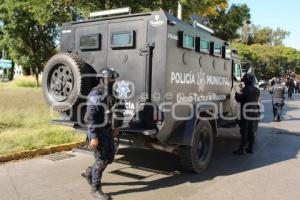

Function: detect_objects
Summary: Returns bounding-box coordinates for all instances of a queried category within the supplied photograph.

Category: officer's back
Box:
[236,80,260,118]
[270,80,286,104]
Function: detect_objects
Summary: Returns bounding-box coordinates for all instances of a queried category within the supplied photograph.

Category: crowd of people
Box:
[285,77,300,99]
[269,76,300,99]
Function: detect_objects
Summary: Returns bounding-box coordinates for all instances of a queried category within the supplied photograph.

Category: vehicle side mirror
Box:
[233,75,241,82]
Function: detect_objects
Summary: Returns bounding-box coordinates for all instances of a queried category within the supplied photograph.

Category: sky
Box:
[230,0,300,50]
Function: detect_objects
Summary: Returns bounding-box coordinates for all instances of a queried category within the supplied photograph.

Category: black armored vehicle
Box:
[42,8,244,173]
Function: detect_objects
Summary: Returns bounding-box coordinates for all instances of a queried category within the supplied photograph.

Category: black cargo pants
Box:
[239,119,256,149]
[87,129,115,188]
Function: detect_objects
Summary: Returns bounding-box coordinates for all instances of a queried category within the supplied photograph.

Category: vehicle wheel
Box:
[179,120,214,173]
[42,53,96,112]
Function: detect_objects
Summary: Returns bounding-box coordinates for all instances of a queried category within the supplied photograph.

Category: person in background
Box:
[286,77,295,99]
[269,78,287,122]
[296,80,299,93]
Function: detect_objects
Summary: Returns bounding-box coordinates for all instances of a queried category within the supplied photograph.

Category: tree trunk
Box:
[35,72,39,87]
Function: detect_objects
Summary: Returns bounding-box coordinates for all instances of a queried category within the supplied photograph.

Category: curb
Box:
[0,141,85,163]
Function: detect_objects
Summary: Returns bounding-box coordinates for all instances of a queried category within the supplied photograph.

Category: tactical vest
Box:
[272,84,284,98]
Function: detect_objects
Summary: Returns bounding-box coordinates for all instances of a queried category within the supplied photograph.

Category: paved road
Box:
[1,91,300,200]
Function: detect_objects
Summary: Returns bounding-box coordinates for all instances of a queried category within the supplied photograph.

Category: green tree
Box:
[208,3,250,41]
[239,19,253,45]
[272,27,290,46]
[232,42,300,79]
[251,25,290,46]
[71,0,228,18]
[0,0,76,86]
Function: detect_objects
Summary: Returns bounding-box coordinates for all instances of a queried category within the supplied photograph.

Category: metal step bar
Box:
[51,119,157,136]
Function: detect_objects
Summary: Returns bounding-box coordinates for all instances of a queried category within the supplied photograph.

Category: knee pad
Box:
[95,160,108,171]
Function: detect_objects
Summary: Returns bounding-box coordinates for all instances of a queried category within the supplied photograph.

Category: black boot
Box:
[245,146,254,154]
[277,117,281,122]
[80,167,92,185]
[91,187,110,200]
[233,148,246,155]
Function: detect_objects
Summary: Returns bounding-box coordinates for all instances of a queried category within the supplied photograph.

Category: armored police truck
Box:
[42,8,244,173]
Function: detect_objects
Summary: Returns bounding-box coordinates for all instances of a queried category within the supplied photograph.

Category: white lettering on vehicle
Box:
[150,15,164,27]
[177,93,227,103]
[206,75,231,86]
[168,33,178,40]
[124,101,135,116]
[171,71,195,84]
[171,71,231,87]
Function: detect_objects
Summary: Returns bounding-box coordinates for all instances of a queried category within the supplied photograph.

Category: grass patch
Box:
[14,76,39,88]
[0,87,85,155]
[0,76,40,88]
[0,127,85,154]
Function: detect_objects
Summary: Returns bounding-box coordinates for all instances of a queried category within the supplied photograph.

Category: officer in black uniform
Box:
[269,78,286,122]
[81,68,124,200]
[234,74,260,155]
[286,77,295,99]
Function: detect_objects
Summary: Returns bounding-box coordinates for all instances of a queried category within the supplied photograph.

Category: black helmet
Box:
[99,68,119,79]
[242,73,255,85]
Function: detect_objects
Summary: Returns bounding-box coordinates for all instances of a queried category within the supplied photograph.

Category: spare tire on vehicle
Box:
[42,53,96,113]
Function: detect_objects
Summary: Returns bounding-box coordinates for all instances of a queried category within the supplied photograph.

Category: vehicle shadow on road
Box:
[105,126,300,197]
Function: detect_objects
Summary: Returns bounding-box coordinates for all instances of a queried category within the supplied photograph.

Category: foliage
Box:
[71,0,248,41]
[71,0,228,18]
[252,25,290,46]
[0,0,76,86]
[238,24,290,46]
[209,3,250,41]
[231,42,300,79]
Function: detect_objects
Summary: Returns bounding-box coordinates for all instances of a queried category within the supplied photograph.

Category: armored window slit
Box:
[110,30,136,49]
[79,34,101,51]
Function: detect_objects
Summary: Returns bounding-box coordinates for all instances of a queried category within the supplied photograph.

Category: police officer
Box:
[286,77,295,99]
[269,78,287,122]
[234,74,260,155]
[81,68,124,200]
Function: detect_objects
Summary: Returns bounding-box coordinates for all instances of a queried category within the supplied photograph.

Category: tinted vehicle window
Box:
[183,34,195,49]
[200,40,209,52]
[80,34,101,50]
[111,31,135,48]
[214,43,222,55]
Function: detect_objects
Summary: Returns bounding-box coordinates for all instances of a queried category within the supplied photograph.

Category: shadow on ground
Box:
[101,91,300,197]
[105,125,300,197]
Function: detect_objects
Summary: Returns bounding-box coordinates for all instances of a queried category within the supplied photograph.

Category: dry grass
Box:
[0,76,40,88]
[0,86,85,154]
